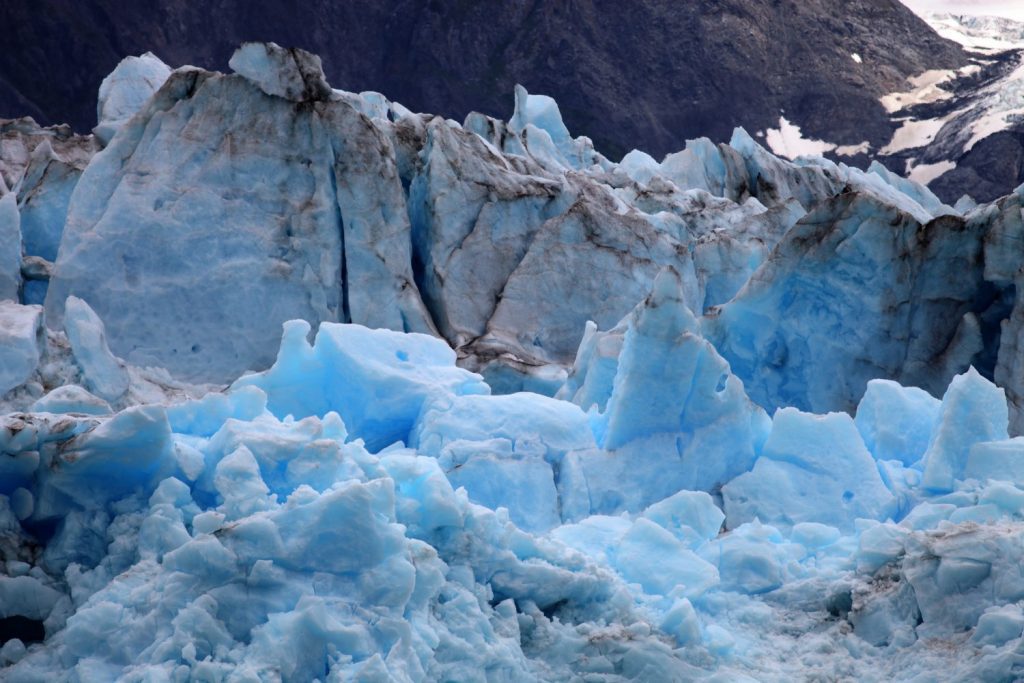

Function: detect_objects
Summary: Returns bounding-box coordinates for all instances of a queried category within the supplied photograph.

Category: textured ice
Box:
[10,42,1024,682]
[94,52,171,145]
[62,296,129,402]
[0,302,43,396]
[0,193,21,301]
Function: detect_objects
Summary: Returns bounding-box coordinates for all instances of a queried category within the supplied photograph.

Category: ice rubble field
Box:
[5,43,1024,681]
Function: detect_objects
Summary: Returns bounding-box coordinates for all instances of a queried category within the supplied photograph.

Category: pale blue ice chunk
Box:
[582,269,769,502]
[31,385,111,416]
[698,521,791,595]
[410,391,593,530]
[214,446,275,520]
[855,379,941,466]
[660,598,702,646]
[0,575,61,620]
[166,386,268,437]
[234,320,488,451]
[17,140,81,261]
[0,193,21,300]
[378,452,462,537]
[722,408,896,531]
[412,391,595,461]
[201,412,366,498]
[448,455,560,533]
[922,367,1009,492]
[971,605,1024,646]
[965,437,1024,484]
[790,522,841,550]
[550,515,632,564]
[704,624,736,656]
[0,302,43,395]
[642,490,725,545]
[978,481,1024,514]
[63,296,129,402]
[35,405,173,517]
[899,502,956,530]
[94,52,171,145]
[948,503,1002,525]
[228,42,331,102]
[856,522,909,574]
[612,518,719,598]
[866,160,956,220]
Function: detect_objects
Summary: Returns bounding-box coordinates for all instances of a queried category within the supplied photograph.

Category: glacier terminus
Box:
[4,40,1024,681]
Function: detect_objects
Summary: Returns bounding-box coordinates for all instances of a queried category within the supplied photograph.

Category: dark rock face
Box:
[0,0,964,162]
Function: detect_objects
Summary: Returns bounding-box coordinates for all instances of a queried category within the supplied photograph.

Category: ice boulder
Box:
[0,301,43,395]
[698,521,796,595]
[971,605,1024,646]
[33,405,173,518]
[564,269,770,514]
[16,139,83,264]
[411,391,596,531]
[641,490,725,547]
[855,379,941,466]
[612,518,720,598]
[30,385,111,416]
[0,192,21,301]
[965,438,1024,484]
[233,320,488,451]
[921,367,1009,492]
[63,296,129,402]
[94,52,172,145]
[229,42,331,102]
[722,408,897,531]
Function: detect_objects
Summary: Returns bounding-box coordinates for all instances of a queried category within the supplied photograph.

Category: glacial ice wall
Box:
[4,42,1024,681]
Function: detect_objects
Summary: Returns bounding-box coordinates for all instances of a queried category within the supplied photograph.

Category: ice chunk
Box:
[971,605,1024,646]
[855,379,941,465]
[94,52,171,145]
[166,386,267,437]
[965,437,1024,484]
[613,518,719,598]
[214,446,275,520]
[63,296,129,402]
[0,193,21,301]
[642,490,725,545]
[234,320,488,450]
[35,405,173,516]
[922,368,1009,492]
[722,408,896,531]
[790,522,841,550]
[31,385,112,416]
[229,42,332,102]
[699,521,792,595]
[411,391,593,531]
[17,139,83,263]
[0,301,43,395]
[567,269,770,513]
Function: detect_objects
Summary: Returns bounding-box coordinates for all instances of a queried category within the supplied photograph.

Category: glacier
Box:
[4,41,1024,681]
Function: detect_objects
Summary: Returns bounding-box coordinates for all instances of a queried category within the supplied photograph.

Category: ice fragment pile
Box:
[4,42,1024,680]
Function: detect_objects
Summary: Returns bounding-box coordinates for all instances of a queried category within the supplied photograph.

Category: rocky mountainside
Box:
[0,0,964,164]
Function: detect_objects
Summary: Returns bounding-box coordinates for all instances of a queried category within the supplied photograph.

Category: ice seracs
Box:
[8,40,1024,682]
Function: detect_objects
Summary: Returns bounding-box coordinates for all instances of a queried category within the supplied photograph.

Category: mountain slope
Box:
[0,0,965,164]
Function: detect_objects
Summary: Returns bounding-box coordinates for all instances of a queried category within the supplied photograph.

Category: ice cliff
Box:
[4,43,1024,681]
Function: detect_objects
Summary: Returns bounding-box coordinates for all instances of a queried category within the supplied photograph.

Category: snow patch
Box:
[908,160,957,185]
[765,117,836,159]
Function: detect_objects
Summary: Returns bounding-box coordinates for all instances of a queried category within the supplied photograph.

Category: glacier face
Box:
[5,42,1024,681]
